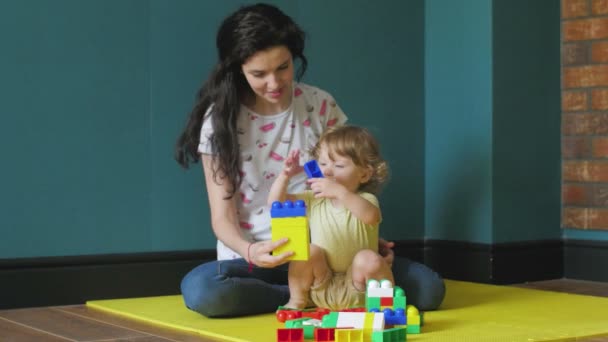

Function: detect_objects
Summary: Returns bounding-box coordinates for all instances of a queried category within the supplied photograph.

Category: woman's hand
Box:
[248,238,294,268]
[379,237,395,267]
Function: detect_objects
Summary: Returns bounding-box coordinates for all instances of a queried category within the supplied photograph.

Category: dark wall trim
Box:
[564,239,608,282]
[0,250,215,310]
[398,239,564,284]
[1,239,607,309]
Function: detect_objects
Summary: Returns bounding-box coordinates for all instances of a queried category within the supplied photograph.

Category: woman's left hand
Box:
[379,237,395,267]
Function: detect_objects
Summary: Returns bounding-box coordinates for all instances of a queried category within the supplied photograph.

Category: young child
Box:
[268,125,393,310]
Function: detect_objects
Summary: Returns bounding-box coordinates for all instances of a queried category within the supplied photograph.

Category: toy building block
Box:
[276,307,331,322]
[405,305,421,334]
[284,318,315,339]
[321,312,384,331]
[302,307,331,320]
[271,200,307,217]
[303,160,324,178]
[277,328,304,342]
[366,279,406,313]
[380,297,393,306]
[393,288,406,310]
[314,327,336,342]
[271,200,310,261]
[371,327,406,342]
[277,309,303,322]
[366,279,394,298]
[381,308,406,325]
[335,329,364,342]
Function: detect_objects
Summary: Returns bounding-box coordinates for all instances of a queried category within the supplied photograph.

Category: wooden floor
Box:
[1,279,607,342]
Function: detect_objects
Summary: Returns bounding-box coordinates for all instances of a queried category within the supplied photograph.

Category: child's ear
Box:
[360,166,373,184]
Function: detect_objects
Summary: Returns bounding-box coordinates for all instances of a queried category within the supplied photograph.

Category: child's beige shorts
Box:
[310,267,366,311]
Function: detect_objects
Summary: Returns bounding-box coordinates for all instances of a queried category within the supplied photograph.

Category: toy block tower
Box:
[366,279,407,326]
[271,200,310,261]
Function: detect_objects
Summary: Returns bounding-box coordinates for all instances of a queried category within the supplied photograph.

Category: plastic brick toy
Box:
[303,160,324,178]
[271,200,310,261]
[276,328,304,342]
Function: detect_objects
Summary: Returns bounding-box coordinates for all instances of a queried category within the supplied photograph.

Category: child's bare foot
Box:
[283,298,308,310]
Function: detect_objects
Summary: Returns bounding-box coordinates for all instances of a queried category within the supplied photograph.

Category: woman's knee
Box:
[180,262,229,317]
[392,257,446,311]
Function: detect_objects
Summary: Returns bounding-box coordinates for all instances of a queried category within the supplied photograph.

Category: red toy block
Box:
[314,327,335,341]
[302,307,330,320]
[380,297,393,306]
[277,309,303,323]
[277,328,304,342]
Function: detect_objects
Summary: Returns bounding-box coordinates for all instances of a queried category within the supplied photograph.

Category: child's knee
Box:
[352,249,384,271]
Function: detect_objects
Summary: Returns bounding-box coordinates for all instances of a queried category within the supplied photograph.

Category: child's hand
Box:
[282,149,304,178]
[307,178,349,199]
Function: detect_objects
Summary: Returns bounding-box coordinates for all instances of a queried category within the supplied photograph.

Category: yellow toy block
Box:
[271,216,310,260]
[407,315,420,325]
[335,329,363,342]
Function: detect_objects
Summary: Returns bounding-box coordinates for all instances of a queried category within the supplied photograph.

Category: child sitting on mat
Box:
[268,125,393,310]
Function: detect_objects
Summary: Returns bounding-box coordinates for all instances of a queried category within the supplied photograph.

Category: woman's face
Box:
[241,45,294,114]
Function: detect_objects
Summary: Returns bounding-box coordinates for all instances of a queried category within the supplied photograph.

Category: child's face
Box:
[317,144,371,193]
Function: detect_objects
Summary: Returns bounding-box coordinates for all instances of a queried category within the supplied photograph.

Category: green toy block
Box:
[372,327,407,342]
[285,318,315,339]
[321,312,339,328]
[366,296,381,311]
[406,324,421,334]
[393,296,406,310]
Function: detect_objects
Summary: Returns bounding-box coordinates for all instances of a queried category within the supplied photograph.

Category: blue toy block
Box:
[303,160,323,178]
[271,200,306,218]
[382,308,406,325]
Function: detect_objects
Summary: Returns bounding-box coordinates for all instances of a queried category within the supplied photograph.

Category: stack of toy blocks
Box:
[271,200,310,261]
[366,279,406,326]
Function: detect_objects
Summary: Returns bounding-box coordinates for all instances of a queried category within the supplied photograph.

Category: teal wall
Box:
[1,0,152,257]
[425,0,563,244]
[492,0,561,242]
[1,0,424,258]
[3,0,605,260]
[299,1,426,239]
[425,0,494,243]
[564,229,608,241]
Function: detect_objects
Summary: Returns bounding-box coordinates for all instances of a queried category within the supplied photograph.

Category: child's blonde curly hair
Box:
[310,125,389,195]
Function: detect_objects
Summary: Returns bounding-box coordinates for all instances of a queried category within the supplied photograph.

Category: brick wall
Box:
[562,0,608,230]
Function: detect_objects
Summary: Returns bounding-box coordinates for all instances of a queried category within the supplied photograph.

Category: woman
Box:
[175,3,445,317]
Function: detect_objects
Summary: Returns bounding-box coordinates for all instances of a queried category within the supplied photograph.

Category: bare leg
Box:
[350,249,394,292]
[284,244,330,309]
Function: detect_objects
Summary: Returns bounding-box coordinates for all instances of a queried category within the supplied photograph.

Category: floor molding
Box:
[0,250,214,310]
[564,239,608,282]
[1,239,606,309]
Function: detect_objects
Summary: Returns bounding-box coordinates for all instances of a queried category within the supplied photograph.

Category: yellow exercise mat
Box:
[86,279,608,342]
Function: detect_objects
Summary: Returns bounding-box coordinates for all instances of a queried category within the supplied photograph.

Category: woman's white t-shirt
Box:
[198,83,348,260]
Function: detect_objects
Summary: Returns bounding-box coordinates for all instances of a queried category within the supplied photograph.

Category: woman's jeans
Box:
[180,256,445,318]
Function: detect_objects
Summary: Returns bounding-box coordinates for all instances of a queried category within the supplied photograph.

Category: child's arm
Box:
[267,149,303,205]
[307,178,381,225]
[339,191,381,225]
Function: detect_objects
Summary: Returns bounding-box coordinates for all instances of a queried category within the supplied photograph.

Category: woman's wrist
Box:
[247,242,255,272]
